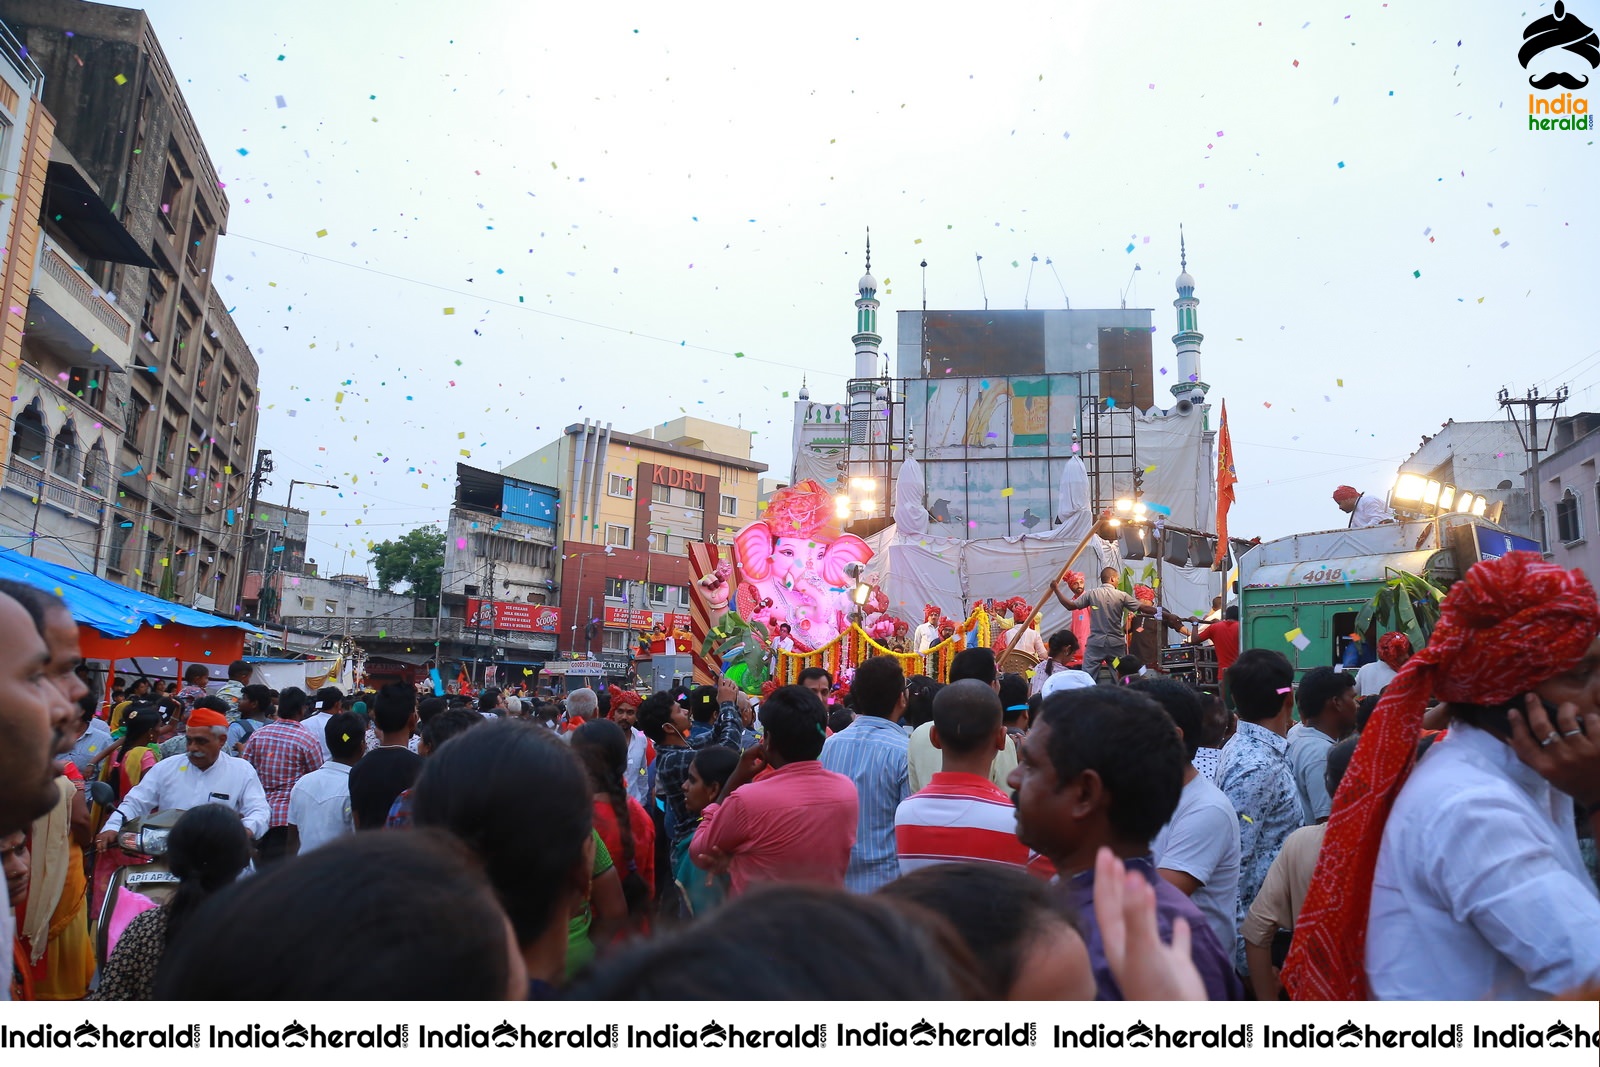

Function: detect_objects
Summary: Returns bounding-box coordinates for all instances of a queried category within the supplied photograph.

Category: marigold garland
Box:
[771,605,994,684]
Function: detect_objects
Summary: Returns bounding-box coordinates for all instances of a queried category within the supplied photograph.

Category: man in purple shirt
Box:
[1008,685,1242,1000]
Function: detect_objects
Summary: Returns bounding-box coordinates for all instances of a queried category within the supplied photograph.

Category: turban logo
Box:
[1520,1,1600,90]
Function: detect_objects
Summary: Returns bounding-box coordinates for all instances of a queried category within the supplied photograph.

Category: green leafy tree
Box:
[370,525,446,614]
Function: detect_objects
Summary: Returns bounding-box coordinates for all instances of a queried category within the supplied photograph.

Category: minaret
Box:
[848,228,881,445]
[1170,226,1208,406]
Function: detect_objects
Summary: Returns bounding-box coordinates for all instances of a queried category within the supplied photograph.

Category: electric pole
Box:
[237,448,273,618]
[1499,385,1568,551]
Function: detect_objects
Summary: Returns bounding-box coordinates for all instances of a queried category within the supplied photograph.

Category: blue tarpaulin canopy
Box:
[0,547,254,646]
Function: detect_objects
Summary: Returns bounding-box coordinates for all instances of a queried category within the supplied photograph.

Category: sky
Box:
[111,0,1598,576]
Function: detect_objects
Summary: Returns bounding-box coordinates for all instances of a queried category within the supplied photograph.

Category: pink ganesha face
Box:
[771,537,828,588]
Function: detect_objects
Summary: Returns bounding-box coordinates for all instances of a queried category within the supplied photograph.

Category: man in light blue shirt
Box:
[819,655,909,893]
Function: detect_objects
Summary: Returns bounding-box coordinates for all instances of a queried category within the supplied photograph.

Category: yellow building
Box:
[503,416,766,661]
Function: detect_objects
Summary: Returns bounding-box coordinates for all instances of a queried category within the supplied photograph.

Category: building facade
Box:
[1395,419,1534,538]
[440,463,562,678]
[7,1,261,613]
[504,416,765,669]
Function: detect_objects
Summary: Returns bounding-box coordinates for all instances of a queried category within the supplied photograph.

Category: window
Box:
[1557,488,1582,544]
[300,596,316,612]
[683,489,705,510]
[325,600,339,614]
[602,629,631,652]
[127,394,151,450]
[67,367,107,411]
[144,535,163,582]
[159,165,183,234]
[139,276,166,343]
[107,519,131,574]
[156,422,176,472]
[649,583,668,604]
[652,534,671,555]
[50,423,79,480]
[605,524,631,548]
[10,402,47,466]
[652,483,671,504]
[83,442,110,495]
[604,577,626,599]
[720,494,738,516]
[607,473,634,498]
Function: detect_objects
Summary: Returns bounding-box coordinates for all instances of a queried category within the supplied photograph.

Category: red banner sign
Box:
[466,599,561,634]
[602,607,693,630]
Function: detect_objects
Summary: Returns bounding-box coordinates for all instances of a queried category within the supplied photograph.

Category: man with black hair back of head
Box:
[820,656,911,893]
[299,687,345,762]
[895,679,1052,877]
[907,647,1019,794]
[1007,686,1241,1001]
[691,685,858,894]
[382,710,487,830]
[1242,736,1358,1001]
[175,663,212,715]
[227,685,274,757]
[348,683,423,830]
[242,688,325,867]
[1287,666,1358,826]
[287,712,366,855]
[217,659,253,721]
[1214,649,1301,980]
[1135,677,1241,957]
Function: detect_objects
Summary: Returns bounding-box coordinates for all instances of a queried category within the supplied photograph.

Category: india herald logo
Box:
[1520,2,1600,89]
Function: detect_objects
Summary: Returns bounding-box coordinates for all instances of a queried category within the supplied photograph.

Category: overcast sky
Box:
[112,0,1596,575]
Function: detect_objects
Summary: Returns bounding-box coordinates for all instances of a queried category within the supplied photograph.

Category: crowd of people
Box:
[2,548,1599,1001]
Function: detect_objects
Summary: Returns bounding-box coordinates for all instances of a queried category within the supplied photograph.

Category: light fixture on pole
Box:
[844,561,870,629]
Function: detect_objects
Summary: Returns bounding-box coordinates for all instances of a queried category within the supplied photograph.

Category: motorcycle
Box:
[86,780,182,967]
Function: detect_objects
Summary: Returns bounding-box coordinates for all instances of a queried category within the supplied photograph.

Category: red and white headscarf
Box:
[1282,551,1600,1000]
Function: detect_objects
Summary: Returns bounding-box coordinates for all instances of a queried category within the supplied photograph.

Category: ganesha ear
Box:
[821,535,873,586]
[734,523,773,581]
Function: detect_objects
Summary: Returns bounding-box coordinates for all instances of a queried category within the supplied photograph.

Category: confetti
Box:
[443,307,455,315]
[114,73,127,85]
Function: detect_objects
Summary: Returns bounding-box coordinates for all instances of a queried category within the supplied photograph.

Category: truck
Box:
[1237,516,1540,678]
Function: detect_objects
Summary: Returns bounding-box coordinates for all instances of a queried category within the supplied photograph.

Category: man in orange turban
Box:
[1284,551,1600,999]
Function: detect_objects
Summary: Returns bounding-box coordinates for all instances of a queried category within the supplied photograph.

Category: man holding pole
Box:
[1051,568,1156,679]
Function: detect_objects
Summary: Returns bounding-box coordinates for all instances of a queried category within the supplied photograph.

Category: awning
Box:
[43,162,158,269]
[0,548,259,661]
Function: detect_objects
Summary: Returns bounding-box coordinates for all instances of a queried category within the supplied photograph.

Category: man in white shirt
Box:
[913,606,941,655]
[95,707,271,846]
[1332,484,1394,529]
[289,711,365,854]
[1354,632,1412,699]
[298,686,343,762]
[1282,550,1600,1000]
[1136,677,1242,954]
[605,689,654,807]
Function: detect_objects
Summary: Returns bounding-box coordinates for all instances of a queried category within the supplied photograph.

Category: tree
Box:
[370,525,445,614]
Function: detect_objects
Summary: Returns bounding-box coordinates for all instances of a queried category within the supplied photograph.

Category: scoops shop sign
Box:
[466,599,561,634]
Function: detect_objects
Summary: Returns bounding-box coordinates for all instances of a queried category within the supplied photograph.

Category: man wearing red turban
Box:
[1354,631,1412,698]
[1283,551,1600,999]
[1331,485,1395,529]
[96,705,270,851]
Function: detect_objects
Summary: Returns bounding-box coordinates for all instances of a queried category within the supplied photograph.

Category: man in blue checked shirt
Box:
[820,655,910,892]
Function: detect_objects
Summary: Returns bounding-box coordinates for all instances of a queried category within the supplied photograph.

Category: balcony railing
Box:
[37,238,133,344]
[3,461,104,519]
[277,615,556,648]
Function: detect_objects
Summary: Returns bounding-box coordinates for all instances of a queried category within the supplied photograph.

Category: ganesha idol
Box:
[733,478,874,651]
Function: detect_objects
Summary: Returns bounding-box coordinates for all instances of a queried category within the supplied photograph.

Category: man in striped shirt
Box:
[819,655,910,893]
[895,679,1051,877]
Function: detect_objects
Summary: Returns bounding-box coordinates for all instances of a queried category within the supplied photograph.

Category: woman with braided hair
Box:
[1284,551,1600,1000]
[570,720,656,940]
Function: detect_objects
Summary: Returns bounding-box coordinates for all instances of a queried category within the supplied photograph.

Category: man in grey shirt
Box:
[1284,666,1357,824]
[1051,567,1154,675]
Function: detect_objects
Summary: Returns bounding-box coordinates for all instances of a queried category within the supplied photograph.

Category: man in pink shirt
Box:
[691,685,858,895]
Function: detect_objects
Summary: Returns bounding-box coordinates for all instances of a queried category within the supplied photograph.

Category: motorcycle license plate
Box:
[124,871,179,885]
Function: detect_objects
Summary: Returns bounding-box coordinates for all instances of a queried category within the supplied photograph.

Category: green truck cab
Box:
[1237,518,1538,679]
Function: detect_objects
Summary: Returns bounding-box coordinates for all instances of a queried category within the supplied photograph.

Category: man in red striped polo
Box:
[894,679,1052,878]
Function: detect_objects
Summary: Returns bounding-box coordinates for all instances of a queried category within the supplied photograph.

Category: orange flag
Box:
[1213,400,1236,569]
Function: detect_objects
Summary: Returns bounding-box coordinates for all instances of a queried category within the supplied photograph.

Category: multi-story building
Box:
[7,1,261,613]
[504,416,766,673]
[440,462,562,681]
